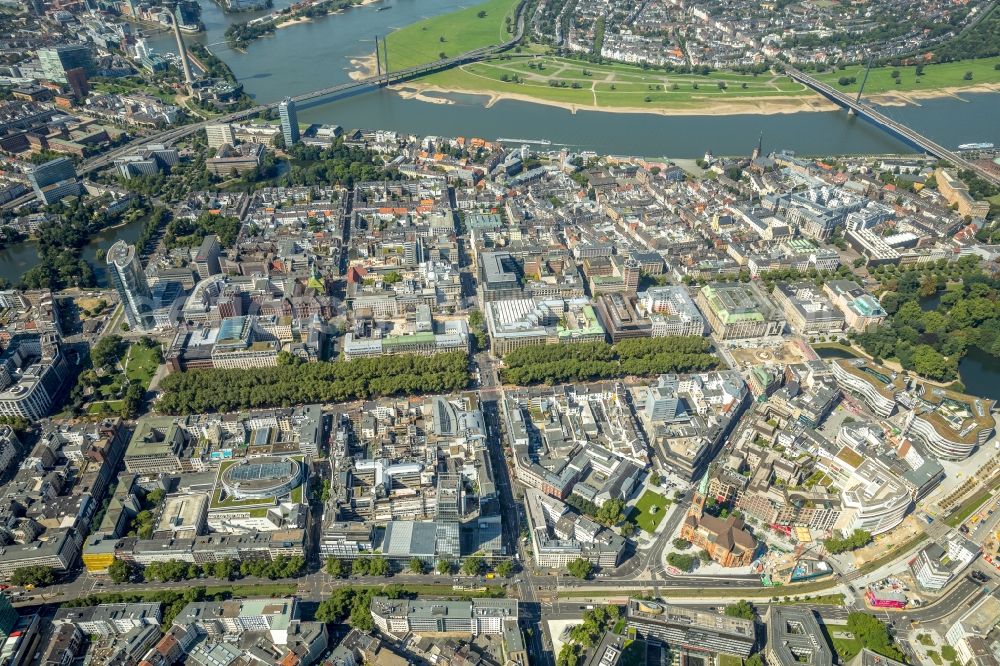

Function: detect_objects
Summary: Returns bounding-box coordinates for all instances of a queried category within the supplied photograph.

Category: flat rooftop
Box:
[626,599,754,638]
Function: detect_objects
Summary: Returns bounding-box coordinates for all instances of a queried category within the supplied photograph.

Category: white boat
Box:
[957,142,994,150]
[497,138,552,145]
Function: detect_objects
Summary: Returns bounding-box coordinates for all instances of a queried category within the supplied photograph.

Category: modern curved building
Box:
[220,456,303,501]
[107,240,155,331]
[0,333,70,420]
[832,358,995,461]
[831,358,899,418]
[837,458,912,536]
[903,388,995,461]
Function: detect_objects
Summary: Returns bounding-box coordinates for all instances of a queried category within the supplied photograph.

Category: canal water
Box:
[814,345,1000,402]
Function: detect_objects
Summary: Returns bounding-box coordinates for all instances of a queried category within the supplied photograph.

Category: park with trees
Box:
[157,350,470,413]
[853,257,1000,382]
[500,336,718,385]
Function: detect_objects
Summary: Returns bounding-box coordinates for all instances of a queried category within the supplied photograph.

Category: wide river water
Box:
[137,0,999,158]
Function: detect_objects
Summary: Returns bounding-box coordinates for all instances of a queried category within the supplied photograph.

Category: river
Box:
[3,0,999,288]
[140,0,998,159]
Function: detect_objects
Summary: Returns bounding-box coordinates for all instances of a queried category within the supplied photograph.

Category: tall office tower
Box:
[205,123,236,149]
[622,257,641,295]
[279,97,300,146]
[38,44,93,84]
[107,240,155,330]
[28,157,80,204]
[0,596,17,641]
[194,234,222,279]
[169,13,195,91]
[64,67,89,98]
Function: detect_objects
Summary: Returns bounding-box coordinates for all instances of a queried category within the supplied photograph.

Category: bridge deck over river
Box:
[787,67,1000,187]
[1,3,526,209]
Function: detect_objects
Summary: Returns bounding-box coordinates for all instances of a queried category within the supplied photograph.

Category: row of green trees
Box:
[10,566,55,587]
[157,351,470,414]
[64,586,251,628]
[501,336,717,385]
[823,529,873,555]
[110,555,306,584]
[325,555,516,578]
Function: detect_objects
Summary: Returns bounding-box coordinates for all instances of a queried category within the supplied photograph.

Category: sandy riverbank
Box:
[377,78,1000,116]
[275,0,382,28]
[390,82,843,116]
[348,54,378,80]
[864,82,1000,107]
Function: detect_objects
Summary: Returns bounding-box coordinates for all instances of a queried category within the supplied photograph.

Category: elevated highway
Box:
[3,3,526,209]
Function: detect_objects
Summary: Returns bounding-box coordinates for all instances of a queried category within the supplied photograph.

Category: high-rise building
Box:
[279,98,299,146]
[28,157,80,204]
[28,157,76,188]
[194,234,222,279]
[38,44,94,84]
[65,67,89,98]
[205,123,236,149]
[107,240,155,330]
[0,596,17,640]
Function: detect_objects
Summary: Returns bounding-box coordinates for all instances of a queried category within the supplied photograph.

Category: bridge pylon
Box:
[855,53,874,105]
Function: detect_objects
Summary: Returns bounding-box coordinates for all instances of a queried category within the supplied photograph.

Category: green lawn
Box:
[92,342,161,402]
[946,487,994,527]
[719,655,743,666]
[412,48,815,111]
[86,400,124,415]
[124,344,160,387]
[814,56,1000,95]
[629,490,669,533]
[821,623,862,663]
[384,0,520,71]
[928,651,943,665]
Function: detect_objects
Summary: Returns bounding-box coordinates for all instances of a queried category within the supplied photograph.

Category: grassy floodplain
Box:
[383,0,520,70]
[378,0,1000,113]
[814,56,1000,95]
